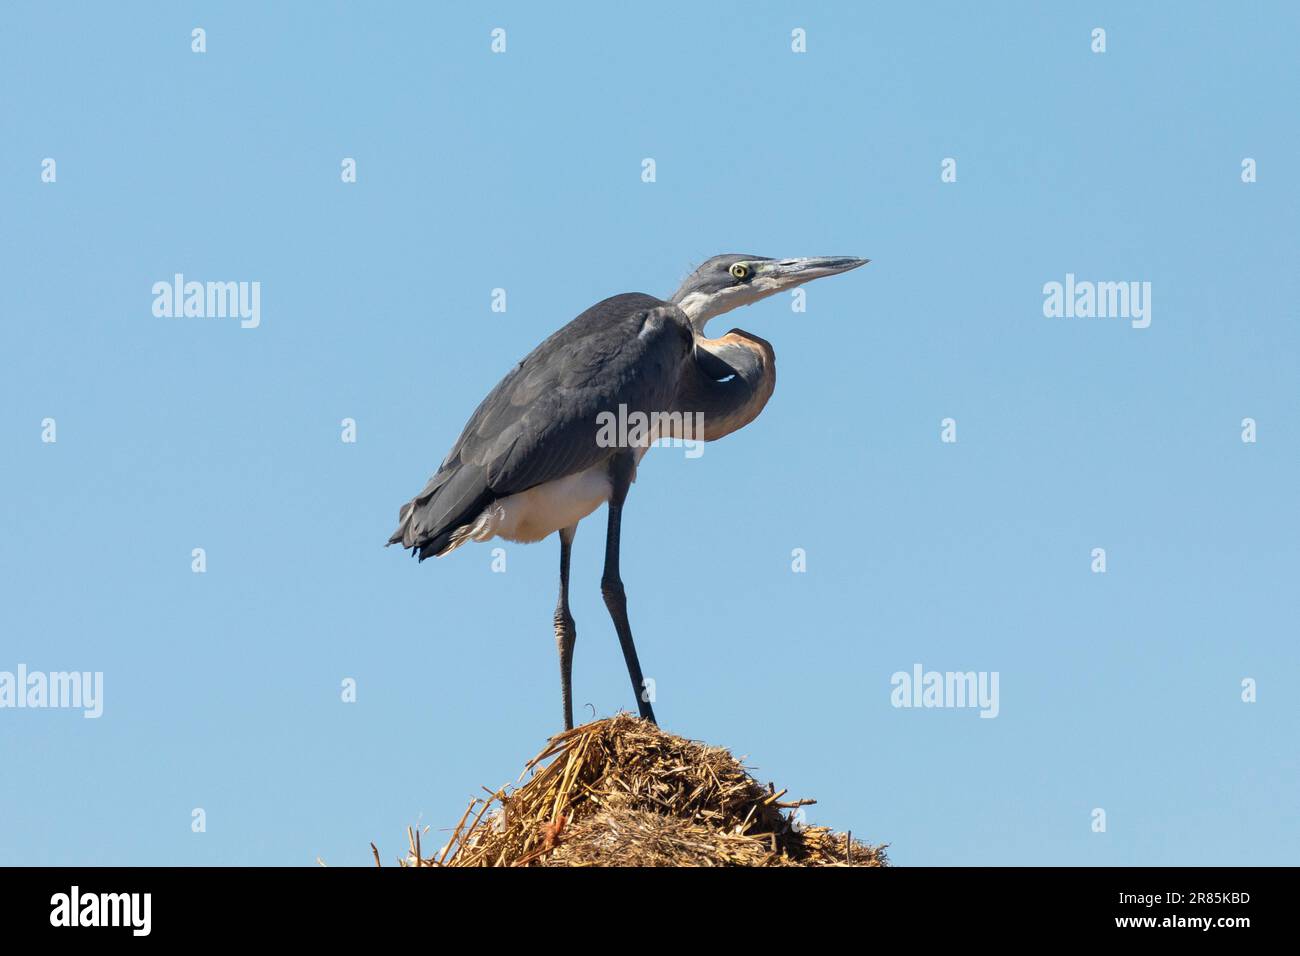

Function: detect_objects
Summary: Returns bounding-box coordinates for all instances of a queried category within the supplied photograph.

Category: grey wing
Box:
[389,293,693,559]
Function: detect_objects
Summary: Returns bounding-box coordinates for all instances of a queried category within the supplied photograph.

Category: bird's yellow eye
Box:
[729,263,750,280]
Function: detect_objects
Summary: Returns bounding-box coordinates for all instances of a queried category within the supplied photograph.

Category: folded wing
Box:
[389,293,693,559]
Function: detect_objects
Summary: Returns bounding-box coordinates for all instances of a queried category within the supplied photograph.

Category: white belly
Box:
[475,462,614,544]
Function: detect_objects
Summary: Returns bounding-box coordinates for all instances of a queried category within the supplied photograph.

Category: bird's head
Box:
[669,254,869,332]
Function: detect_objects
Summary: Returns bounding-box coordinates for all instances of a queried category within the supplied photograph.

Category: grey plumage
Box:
[388,293,692,560]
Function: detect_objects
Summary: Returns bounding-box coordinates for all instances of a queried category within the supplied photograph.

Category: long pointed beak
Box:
[763,256,870,285]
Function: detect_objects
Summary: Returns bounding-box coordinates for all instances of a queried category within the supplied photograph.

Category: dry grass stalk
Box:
[387,714,887,868]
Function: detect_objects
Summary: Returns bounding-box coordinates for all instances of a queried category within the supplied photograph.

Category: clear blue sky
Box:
[1,2,1296,866]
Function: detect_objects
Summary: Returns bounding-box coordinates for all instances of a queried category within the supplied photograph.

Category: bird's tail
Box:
[387,464,494,562]
[388,503,457,561]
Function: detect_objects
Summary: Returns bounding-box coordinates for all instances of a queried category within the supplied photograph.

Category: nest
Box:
[385,714,887,867]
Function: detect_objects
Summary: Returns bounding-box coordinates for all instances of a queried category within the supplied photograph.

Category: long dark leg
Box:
[554,524,577,731]
[600,452,657,724]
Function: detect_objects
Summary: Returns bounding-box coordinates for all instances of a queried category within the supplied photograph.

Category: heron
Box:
[388,254,869,729]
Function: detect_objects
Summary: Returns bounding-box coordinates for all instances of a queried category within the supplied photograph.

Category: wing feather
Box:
[389,293,693,556]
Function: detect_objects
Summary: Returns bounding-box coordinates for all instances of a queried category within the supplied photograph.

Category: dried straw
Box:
[387,714,887,867]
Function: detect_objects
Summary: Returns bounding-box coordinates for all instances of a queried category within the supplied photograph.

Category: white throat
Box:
[673,290,715,324]
[673,283,774,332]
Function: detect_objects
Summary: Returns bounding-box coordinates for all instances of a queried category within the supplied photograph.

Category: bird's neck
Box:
[671,330,776,442]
